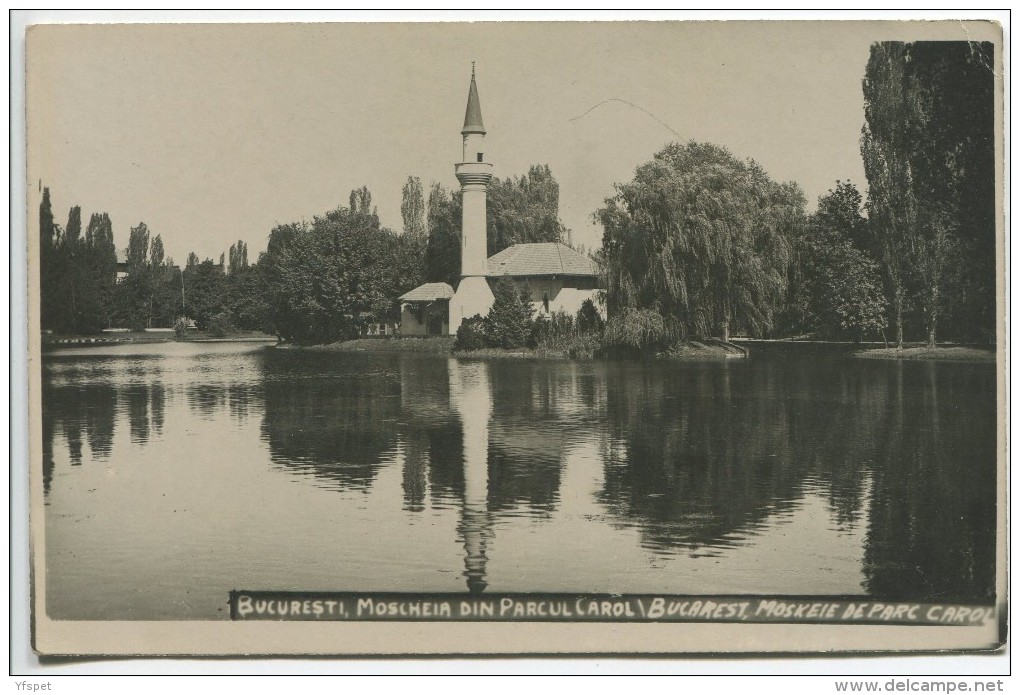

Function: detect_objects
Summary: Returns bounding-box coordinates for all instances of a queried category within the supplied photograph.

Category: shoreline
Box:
[42,331,277,347]
[276,336,748,361]
[44,333,996,364]
[853,346,995,363]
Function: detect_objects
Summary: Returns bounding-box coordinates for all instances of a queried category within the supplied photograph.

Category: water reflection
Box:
[259,351,399,491]
[598,360,876,553]
[42,343,997,612]
[862,361,997,601]
[449,359,494,593]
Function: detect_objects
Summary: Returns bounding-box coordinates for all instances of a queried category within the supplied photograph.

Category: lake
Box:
[41,342,998,620]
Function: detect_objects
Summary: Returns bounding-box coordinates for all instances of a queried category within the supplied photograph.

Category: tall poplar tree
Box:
[862,41,995,347]
[39,187,60,331]
[400,176,426,240]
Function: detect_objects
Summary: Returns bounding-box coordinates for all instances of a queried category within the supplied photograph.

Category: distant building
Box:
[116,250,129,282]
[400,66,600,336]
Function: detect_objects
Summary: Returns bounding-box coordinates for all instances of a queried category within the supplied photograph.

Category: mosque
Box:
[399,67,600,336]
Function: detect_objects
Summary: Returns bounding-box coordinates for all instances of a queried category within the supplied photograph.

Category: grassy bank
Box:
[285,335,746,361]
[43,330,276,346]
[855,346,996,362]
[659,340,748,359]
[291,337,457,353]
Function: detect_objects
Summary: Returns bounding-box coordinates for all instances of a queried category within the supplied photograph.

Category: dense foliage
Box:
[862,41,996,347]
[423,182,462,286]
[454,285,604,356]
[596,141,805,342]
[39,195,117,334]
[482,277,533,349]
[258,196,423,344]
[400,176,426,240]
[784,181,887,342]
[486,164,566,256]
[453,314,488,351]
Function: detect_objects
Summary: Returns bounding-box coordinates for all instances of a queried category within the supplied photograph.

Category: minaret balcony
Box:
[455,162,493,186]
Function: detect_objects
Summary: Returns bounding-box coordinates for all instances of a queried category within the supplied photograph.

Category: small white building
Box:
[399,66,601,337]
[399,282,454,336]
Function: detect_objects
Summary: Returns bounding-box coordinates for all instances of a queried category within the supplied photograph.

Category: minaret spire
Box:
[462,64,486,136]
[449,65,495,333]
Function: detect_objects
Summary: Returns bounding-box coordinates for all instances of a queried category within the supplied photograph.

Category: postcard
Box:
[24,18,1005,656]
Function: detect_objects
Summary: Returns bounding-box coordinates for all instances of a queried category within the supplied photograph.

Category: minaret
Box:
[449,64,495,334]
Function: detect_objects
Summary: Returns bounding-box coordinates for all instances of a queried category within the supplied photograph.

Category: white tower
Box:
[449,64,494,334]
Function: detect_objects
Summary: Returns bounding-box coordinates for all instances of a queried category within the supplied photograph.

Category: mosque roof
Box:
[487,243,598,278]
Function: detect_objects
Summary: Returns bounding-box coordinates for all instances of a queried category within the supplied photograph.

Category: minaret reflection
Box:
[448,358,494,593]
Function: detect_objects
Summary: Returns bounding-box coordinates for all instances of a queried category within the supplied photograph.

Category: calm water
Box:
[41,342,997,619]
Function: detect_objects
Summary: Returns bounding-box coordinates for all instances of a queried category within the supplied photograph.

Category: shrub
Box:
[602,308,684,357]
[483,277,533,349]
[531,310,574,349]
[207,311,234,338]
[173,316,189,341]
[454,314,488,351]
[577,298,605,334]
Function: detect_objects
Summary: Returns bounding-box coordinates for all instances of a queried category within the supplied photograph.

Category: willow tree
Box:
[596,141,804,342]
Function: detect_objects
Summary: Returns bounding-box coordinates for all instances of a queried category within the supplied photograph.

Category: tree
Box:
[58,206,84,331]
[797,182,887,341]
[149,234,165,267]
[909,42,994,347]
[126,222,150,270]
[486,164,566,256]
[80,212,117,332]
[576,298,605,334]
[39,187,60,331]
[114,222,154,330]
[228,240,248,274]
[38,192,119,334]
[349,186,376,220]
[223,257,271,332]
[819,249,887,343]
[400,176,426,240]
[483,277,532,348]
[145,234,183,329]
[182,258,227,329]
[861,41,995,348]
[260,192,410,344]
[596,141,804,342]
[424,182,461,286]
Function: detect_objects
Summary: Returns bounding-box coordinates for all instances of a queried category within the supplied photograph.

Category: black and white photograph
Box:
[20,17,1005,660]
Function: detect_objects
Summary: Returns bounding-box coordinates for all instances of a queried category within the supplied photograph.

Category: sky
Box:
[26,19,989,264]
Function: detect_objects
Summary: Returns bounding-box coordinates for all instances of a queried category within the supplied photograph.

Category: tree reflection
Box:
[596,355,996,602]
[41,380,119,483]
[259,352,400,491]
[599,362,816,552]
[862,361,997,601]
[41,346,996,602]
[125,384,150,444]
